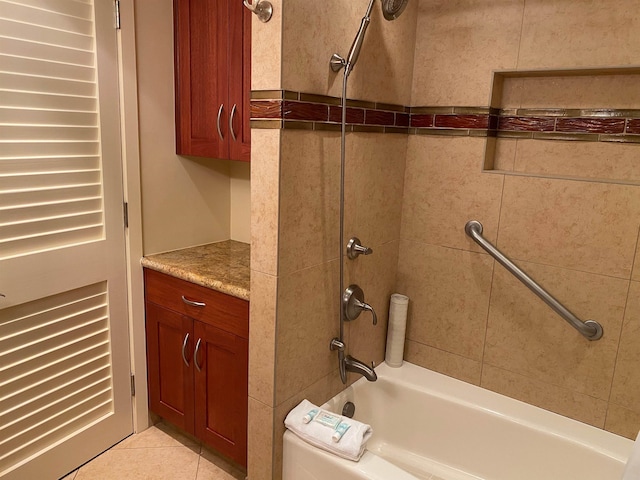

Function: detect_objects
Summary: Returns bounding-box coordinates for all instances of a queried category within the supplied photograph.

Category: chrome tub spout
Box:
[344,355,377,382]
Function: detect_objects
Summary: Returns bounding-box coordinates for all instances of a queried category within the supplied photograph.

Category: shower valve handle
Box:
[357,299,378,326]
[343,285,377,325]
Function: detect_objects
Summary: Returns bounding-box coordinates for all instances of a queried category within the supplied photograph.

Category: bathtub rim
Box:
[283,361,633,480]
[345,361,633,464]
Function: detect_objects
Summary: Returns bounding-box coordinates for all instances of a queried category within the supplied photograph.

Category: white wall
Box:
[135,0,234,255]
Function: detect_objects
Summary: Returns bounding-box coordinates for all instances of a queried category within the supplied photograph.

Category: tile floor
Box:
[59,422,246,480]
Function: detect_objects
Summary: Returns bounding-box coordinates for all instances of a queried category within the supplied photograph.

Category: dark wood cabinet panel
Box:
[145,302,195,433]
[174,0,251,161]
[145,269,249,339]
[143,268,249,467]
[194,321,248,466]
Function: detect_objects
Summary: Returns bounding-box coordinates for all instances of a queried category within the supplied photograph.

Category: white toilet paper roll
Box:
[385,293,409,368]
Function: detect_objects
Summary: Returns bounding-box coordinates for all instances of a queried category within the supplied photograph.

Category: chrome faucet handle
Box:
[346,237,373,260]
[357,299,377,325]
[343,285,378,325]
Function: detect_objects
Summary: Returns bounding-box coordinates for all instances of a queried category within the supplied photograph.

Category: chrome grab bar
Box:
[464,220,603,341]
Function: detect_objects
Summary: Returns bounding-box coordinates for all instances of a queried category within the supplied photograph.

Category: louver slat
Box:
[0,0,104,260]
[0,283,114,471]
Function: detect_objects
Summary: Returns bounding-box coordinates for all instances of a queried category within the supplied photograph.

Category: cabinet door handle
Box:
[229,103,237,142]
[181,333,190,367]
[181,295,205,307]
[194,338,202,372]
[216,104,224,140]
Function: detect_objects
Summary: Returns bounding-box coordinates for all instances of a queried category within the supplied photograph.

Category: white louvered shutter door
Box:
[0,1,133,478]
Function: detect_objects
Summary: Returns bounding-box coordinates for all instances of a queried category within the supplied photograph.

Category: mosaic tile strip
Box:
[365,110,395,126]
[410,114,434,128]
[396,113,410,127]
[556,117,626,134]
[283,100,328,122]
[250,90,640,143]
[250,95,410,134]
[626,119,640,134]
[434,114,490,129]
[498,116,556,132]
[328,106,365,124]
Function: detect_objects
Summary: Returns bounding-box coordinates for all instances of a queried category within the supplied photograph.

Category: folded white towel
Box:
[284,399,373,462]
[622,430,640,479]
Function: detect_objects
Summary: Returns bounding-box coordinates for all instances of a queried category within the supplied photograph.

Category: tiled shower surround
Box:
[247,1,640,480]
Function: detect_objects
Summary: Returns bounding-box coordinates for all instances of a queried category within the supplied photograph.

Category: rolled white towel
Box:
[622,430,640,479]
[284,399,373,462]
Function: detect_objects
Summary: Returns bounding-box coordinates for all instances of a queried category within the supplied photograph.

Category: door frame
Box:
[117,0,149,433]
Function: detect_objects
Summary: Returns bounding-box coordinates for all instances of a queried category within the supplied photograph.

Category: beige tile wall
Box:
[249,1,640,479]
[403,0,640,441]
[517,0,640,69]
[249,1,416,477]
[411,0,524,106]
[494,74,640,183]
[281,0,418,105]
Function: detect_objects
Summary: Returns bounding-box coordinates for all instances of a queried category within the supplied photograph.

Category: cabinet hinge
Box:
[123,202,129,228]
[115,0,121,30]
[130,374,135,396]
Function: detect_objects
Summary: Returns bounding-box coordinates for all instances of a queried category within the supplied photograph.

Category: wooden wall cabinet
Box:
[174,0,251,161]
[144,268,248,467]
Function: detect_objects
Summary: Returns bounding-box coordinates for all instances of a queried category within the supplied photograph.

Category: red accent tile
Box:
[365,110,395,126]
[627,119,640,134]
[283,100,328,121]
[395,112,410,127]
[410,114,434,128]
[250,100,282,119]
[498,116,556,131]
[434,114,489,129]
[329,106,365,124]
[556,117,626,134]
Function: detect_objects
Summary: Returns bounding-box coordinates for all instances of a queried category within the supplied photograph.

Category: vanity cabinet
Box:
[144,268,248,467]
[173,0,251,162]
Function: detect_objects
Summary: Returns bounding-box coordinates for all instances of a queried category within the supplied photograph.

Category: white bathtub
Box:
[283,362,633,480]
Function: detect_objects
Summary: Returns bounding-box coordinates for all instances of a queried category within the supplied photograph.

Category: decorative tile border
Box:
[250,91,410,134]
[250,90,640,144]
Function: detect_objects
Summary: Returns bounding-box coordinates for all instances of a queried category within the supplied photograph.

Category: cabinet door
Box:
[174,0,229,158]
[193,321,248,467]
[145,302,195,434]
[227,0,251,162]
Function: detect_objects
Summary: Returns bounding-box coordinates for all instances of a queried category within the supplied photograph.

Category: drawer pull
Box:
[181,333,190,367]
[194,338,203,372]
[181,295,206,308]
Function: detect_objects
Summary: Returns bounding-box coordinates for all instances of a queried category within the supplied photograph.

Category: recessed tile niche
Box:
[485,68,640,184]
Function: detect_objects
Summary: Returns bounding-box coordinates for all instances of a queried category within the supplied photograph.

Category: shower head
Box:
[330,0,409,76]
[381,0,409,21]
[342,0,375,76]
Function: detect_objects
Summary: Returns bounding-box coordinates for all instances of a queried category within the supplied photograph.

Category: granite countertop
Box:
[141,240,250,301]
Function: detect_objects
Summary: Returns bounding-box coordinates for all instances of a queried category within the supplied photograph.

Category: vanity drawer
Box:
[144,268,248,339]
